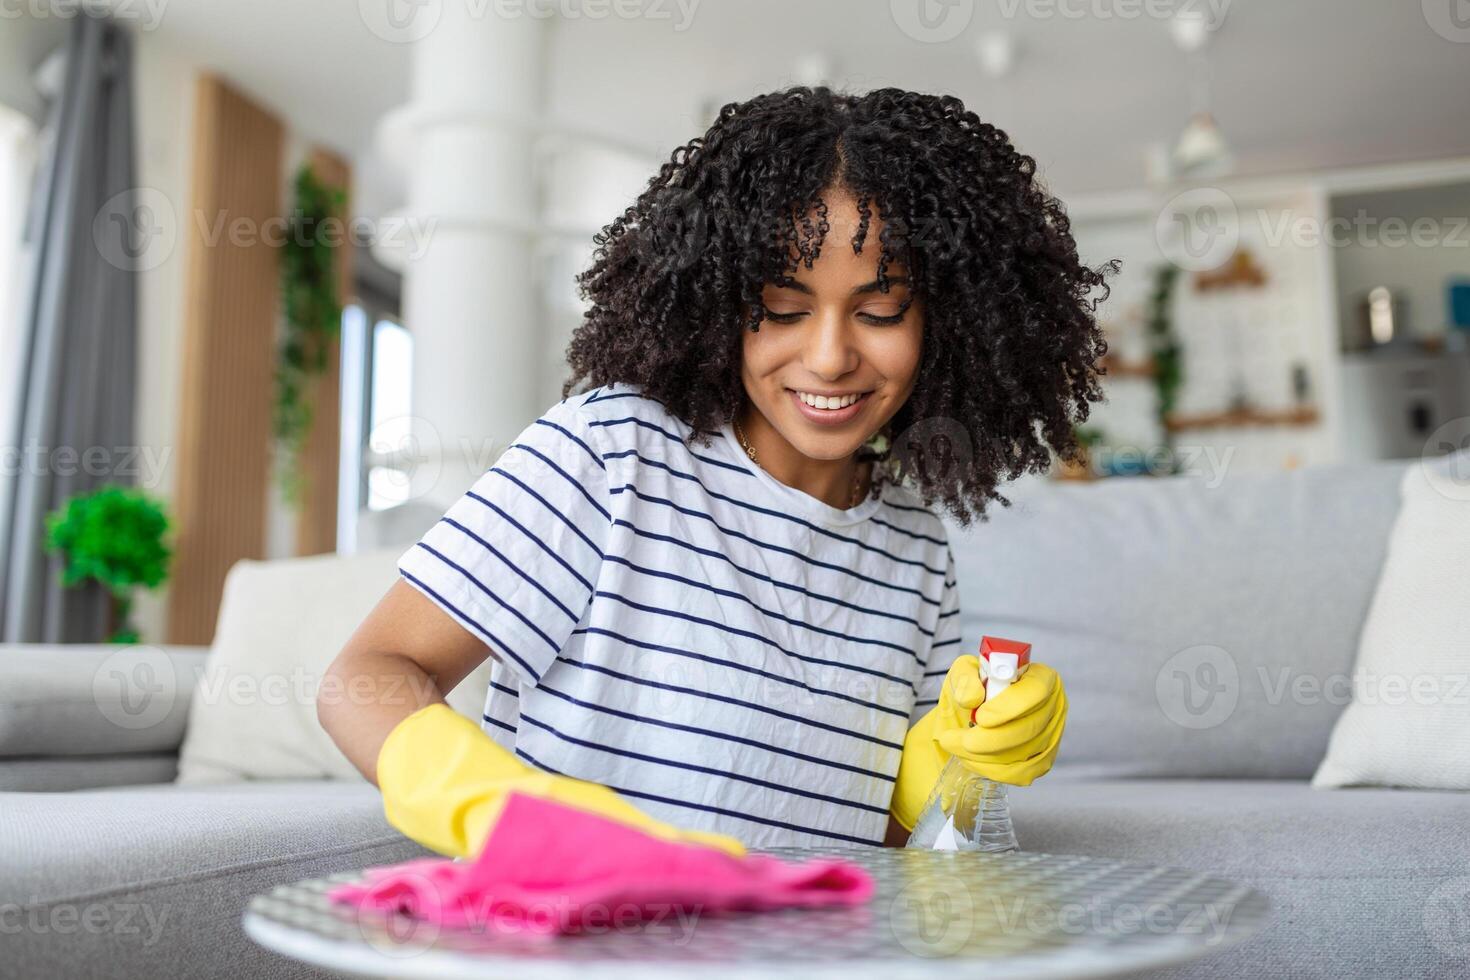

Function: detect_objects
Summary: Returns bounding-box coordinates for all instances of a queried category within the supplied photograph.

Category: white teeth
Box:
[797,391,863,410]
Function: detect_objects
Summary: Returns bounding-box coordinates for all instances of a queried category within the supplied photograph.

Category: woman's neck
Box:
[735,401,870,510]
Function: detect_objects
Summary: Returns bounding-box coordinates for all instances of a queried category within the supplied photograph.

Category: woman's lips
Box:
[788,389,871,426]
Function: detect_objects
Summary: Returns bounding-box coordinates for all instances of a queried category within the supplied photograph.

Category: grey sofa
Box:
[2,455,1466,979]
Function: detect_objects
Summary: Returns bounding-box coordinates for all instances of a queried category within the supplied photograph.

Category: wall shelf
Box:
[1098,353,1157,379]
[1164,406,1321,432]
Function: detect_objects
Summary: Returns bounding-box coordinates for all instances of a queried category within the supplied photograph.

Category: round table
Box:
[244,847,1269,980]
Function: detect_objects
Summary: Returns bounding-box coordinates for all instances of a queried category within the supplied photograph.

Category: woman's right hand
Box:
[377,703,747,859]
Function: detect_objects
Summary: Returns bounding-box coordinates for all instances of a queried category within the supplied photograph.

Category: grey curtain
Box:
[0,15,138,643]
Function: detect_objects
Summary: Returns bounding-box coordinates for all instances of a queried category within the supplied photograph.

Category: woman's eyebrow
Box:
[851,277,910,296]
[771,276,911,296]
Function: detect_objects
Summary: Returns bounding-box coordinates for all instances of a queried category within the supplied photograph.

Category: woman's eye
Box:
[858,309,906,325]
[762,307,806,323]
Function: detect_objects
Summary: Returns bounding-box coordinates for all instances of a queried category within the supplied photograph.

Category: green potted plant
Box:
[275,162,347,506]
[43,484,172,643]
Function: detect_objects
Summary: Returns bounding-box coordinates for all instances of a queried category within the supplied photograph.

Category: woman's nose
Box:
[802,313,860,380]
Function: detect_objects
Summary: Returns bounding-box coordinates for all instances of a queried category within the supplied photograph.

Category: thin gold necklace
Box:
[734,413,867,509]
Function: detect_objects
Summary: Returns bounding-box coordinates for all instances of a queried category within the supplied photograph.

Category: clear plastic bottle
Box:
[905,756,1017,852]
[906,636,1030,853]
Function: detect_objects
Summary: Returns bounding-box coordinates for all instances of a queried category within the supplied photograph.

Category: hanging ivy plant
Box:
[274,162,346,506]
[1145,261,1184,459]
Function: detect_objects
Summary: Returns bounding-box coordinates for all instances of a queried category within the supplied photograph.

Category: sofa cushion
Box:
[0,753,177,791]
[0,781,429,980]
[948,460,1408,780]
[1009,778,1470,980]
[1314,452,1470,789]
[0,644,208,757]
[175,549,495,783]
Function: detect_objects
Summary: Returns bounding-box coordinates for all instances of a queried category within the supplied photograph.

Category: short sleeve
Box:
[911,547,962,726]
[397,397,611,688]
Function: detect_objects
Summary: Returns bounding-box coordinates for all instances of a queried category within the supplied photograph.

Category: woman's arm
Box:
[318,578,496,785]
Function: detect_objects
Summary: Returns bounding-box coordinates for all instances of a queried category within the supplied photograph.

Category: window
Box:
[337,265,411,553]
[365,316,414,511]
[0,104,38,447]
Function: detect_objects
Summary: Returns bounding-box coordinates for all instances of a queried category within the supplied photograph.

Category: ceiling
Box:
[15,0,1470,213]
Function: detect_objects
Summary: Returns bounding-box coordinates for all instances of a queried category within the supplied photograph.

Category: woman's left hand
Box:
[933,659,1068,786]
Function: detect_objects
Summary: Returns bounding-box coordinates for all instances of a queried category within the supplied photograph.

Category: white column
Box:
[375,6,548,508]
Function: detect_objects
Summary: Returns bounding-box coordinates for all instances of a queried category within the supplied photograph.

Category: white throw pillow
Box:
[1312,453,1470,790]
[176,548,495,782]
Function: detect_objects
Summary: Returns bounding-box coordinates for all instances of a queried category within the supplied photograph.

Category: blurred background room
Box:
[1,0,1468,646]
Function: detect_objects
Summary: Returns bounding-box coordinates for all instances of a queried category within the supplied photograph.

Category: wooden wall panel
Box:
[292,147,351,557]
[166,75,283,645]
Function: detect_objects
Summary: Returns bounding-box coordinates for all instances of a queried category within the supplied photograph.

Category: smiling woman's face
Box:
[740,188,924,464]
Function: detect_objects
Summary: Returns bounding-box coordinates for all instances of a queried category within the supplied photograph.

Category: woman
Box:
[320,86,1115,856]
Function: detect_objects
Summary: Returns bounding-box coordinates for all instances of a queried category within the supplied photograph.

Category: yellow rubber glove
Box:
[891,655,1067,832]
[377,703,747,860]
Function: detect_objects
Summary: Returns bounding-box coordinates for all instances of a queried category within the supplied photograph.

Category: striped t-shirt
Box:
[397,381,962,848]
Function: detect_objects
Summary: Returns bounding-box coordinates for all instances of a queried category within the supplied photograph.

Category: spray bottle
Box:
[906,636,1031,852]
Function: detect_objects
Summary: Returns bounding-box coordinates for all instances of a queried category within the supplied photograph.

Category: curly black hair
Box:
[563,85,1119,527]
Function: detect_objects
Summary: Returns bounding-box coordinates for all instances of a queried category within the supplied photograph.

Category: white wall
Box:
[1071,182,1343,478]
[129,27,201,644]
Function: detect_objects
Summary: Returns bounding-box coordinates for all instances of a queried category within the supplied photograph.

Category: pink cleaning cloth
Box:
[328,792,874,935]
